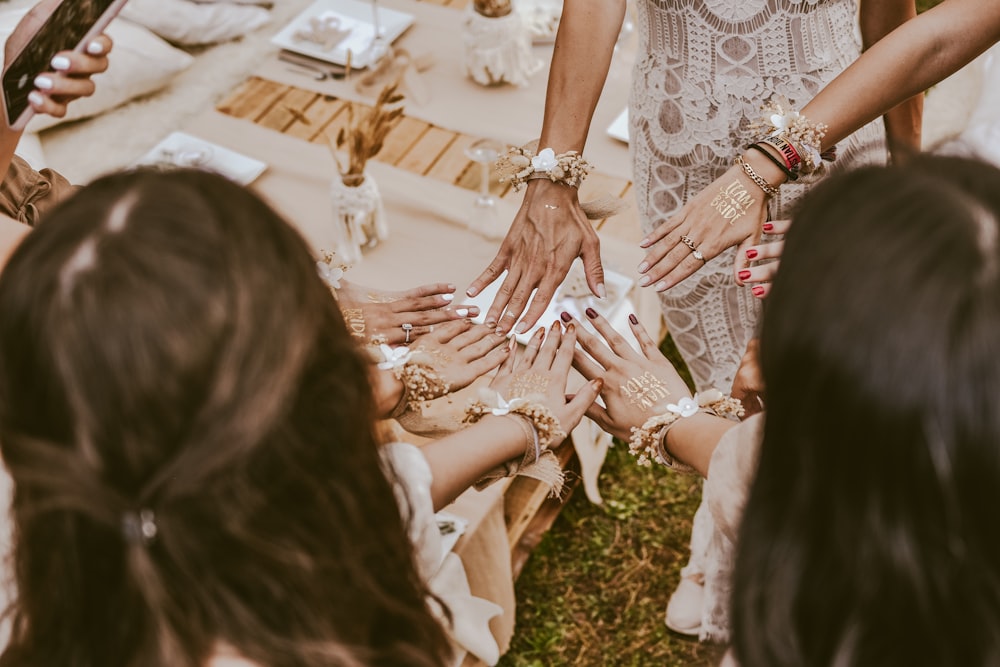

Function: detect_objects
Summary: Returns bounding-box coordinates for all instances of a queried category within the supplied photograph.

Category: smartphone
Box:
[1,0,130,130]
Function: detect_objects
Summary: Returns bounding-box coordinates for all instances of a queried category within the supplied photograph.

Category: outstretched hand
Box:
[467,180,605,336]
[568,309,692,441]
[489,320,601,436]
[4,0,113,123]
[409,320,509,393]
[638,164,766,291]
[335,279,480,346]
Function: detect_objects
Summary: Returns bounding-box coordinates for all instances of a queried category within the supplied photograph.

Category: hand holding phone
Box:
[2,0,126,130]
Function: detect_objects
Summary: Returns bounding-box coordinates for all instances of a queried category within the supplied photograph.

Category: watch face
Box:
[2,0,117,126]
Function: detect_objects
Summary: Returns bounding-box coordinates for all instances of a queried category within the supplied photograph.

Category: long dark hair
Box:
[0,169,452,666]
[732,155,1000,666]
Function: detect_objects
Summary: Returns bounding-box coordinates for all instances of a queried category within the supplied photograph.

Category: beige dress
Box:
[629,0,887,393]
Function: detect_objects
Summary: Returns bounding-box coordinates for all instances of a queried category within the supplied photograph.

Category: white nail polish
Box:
[639,275,651,287]
[455,308,469,317]
[514,322,528,334]
[637,262,649,273]
[596,283,607,299]
[27,91,44,107]
[33,76,53,90]
[441,293,454,302]
[86,41,105,55]
[50,56,71,71]
[655,281,668,291]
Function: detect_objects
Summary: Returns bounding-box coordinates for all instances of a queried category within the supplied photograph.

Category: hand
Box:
[466,180,605,336]
[568,308,691,441]
[488,320,601,435]
[4,0,113,122]
[336,279,480,346]
[734,218,790,299]
[731,338,764,417]
[637,164,767,291]
[409,320,509,393]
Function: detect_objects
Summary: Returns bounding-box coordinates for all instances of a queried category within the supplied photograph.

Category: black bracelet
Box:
[746,143,798,182]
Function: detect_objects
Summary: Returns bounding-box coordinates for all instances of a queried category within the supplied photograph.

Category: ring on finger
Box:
[401,322,413,344]
[679,235,707,263]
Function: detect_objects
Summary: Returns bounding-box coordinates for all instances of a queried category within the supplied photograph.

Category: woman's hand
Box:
[567,308,692,440]
[731,338,764,417]
[734,218,790,299]
[637,164,769,291]
[335,279,480,346]
[488,320,600,435]
[467,180,605,335]
[4,0,113,121]
[409,320,509,393]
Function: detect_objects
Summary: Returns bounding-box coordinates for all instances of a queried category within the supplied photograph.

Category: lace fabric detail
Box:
[628,0,887,641]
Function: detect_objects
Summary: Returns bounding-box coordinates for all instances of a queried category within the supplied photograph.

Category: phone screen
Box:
[2,0,117,127]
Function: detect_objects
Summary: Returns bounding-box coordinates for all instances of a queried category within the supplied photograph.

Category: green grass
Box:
[497,335,719,666]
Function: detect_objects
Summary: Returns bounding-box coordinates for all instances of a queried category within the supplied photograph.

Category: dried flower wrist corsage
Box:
[628,389,744,471]
[375,344,451,417]
[317,250,348,291]
[464,388,568,497]
[749,98,836,181]
[498,143,592,191]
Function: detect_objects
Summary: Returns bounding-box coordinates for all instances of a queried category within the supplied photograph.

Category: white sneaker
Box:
[664,575,704,636]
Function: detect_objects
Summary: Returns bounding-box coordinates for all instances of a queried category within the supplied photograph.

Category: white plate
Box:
[271,0,415,69]
[466,259,635,345]
[607,108,629,144]
[134,132,268,186]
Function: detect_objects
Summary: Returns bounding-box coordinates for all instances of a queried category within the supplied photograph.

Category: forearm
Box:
[664,413,736,478]
[0,128,23,183]
[420,415,530,510]
[804,0,1000,149]
[537,0,625,153]
[859,0,921,156]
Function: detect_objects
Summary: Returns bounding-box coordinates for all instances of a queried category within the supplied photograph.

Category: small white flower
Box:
[490,394,528,416]
[696,389,724,405]
[317,261,345,290]
[666,396,699,418]
[531,148,558,173]
[769,110,799,132]
[377,344,411,370]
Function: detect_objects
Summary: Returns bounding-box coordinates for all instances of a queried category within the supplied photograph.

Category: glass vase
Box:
[330,172,388,265]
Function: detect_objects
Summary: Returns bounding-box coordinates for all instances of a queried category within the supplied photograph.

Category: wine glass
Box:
[369,0,390,67]
[464,138,505,238]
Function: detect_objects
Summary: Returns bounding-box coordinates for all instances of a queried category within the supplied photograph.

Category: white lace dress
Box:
[628,0,886,643]
[629,0,887,393]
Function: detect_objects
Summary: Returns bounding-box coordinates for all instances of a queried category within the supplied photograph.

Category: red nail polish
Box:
[752,285,765,297]
[738,270,751,281]
[762,222,773,232]
[560,311,572,323]
[585,307,598,319]
[628,313,638,325]
[746,249,758,260]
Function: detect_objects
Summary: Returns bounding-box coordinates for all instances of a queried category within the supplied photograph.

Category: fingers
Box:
[581,236,606,299]
[761,218,792,236]
[462,343,511,381]
[512,274,560,335]
[551,322,577,377]
[739,240,783,299]
[496,337,518,376]
[396,282,457,301]
[625,313,662,361]
[572,346,605,381]
[390,291,457,314]
[581,308,641,361]
[496,266,544,334]
[560,378,603,433]
[533,321,562,370]
[457,327,509,360]
[516,327,545,371]
[426,318,474,344]
[639,215,681,249]
[466,250,509,299]
[562,313,617,370]
[484,269,521,330]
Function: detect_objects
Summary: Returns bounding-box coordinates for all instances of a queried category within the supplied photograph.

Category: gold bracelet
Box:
[628,390,744,469]
[735,155,780,197]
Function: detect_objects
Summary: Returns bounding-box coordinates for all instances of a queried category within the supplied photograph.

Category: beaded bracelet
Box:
[735,155,780,197]
[628,390,744,470]
[464,389,568,497]
[375,344,451,415]
[497,144,592,191]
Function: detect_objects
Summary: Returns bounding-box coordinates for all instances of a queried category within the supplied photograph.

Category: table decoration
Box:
[328,83,404,263]
[463,137,505,239]
[462,0,541,87]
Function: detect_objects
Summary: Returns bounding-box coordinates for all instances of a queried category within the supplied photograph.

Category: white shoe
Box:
[664,575,704,636]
